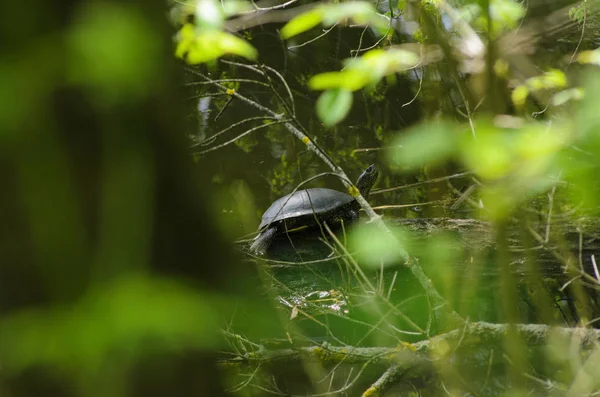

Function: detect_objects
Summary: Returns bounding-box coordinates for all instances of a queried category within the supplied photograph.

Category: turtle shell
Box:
[258,188,355,230]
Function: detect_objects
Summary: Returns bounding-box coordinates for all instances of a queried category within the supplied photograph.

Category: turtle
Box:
[250,165,379,255]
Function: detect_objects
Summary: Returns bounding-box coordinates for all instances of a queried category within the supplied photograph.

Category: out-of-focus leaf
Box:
[379,48,420,70]
[416,233,462,298]
[552,88,584,106]
[281,2,384,39]
[175,23,196,58]
[0,276,223,374]
[321,1,381,26]
[309,70,369,91]
[527,69,566,90]
[475,0,525,36]
[316,88,353,127]
[542,69,567,88]
[195,0,225,28]
[511,85,529,107]
[348,224,410,268]
[310,48,420,94]
[458,3,481,23]
[515,126,566,161]
[207,31,257,60]
[387,121,457,170]
[458,121,567,219]
[176,26,257,64]
[560,72,600,208]
[461,123,566,181]
[67,3,160,103]
[575,72,600,140]
[480,177,555,220]
[280,9,324,39]
[494,59,510,77]
[462,129,513,180]
[490,0,525,29]
[221,0,252,16]
[350,48,419,76]
[577,48,600,66]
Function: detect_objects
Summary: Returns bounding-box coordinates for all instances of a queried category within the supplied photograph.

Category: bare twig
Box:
[371,172,472,195]
[191,116,278,147]
[193,119,289,155]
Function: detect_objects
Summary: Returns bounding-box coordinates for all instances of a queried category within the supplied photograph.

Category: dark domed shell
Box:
[258,188,354,230]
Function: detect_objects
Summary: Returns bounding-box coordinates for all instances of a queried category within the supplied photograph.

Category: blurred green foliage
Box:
[315,88,353,127]
[280,1,386,39]
[0,0,266,395]
[348,223,411,268]
[67,3,162,104]
[0,276,221,374]
[176,24,258,64]
[6,0,600,395]
[309,48,420,126]
[175,0,257,64]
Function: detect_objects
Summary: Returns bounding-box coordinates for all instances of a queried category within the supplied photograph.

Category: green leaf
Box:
[221,0,252,16]
[526,69,567,91]
[461,126,513,180]
[195,0,225,29]
[309,48,419,92]
[321,2,379,26]
[177,30,257,64]
[280,9,323,39]
[348,48,419,78]
[511,85,529,106]
[490,0,525,29]
[540,69,567,89]
[175,24,196,59]
[348,224,410,268]
[378,48,420,70]
[213,31,258,60]
[316,89,353,127]
[67,3,161,104]
[309,70,369,91]
[460,123,565,181]
[387,121,457,170]
[552,88,584,106]
[578,49,600,66]
[281,2,385,39]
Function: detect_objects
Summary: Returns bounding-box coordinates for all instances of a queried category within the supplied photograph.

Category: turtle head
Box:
[355,164,379,199]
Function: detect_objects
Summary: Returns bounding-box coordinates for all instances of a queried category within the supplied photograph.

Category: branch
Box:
[221,322,600,394]
[221,322,600,367]
[362,364,404,397]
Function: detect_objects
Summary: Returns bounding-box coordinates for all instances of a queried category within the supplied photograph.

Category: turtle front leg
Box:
[249,226,278,255]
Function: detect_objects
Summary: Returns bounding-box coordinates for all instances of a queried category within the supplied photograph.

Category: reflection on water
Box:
[243,218,591,344]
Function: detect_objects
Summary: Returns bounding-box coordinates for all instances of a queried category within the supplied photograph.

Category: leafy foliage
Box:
[315,88,353,127]
[281,2,386,39]
[176,24,258,63]
[7,0,600,395]
[175,0,257,64]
